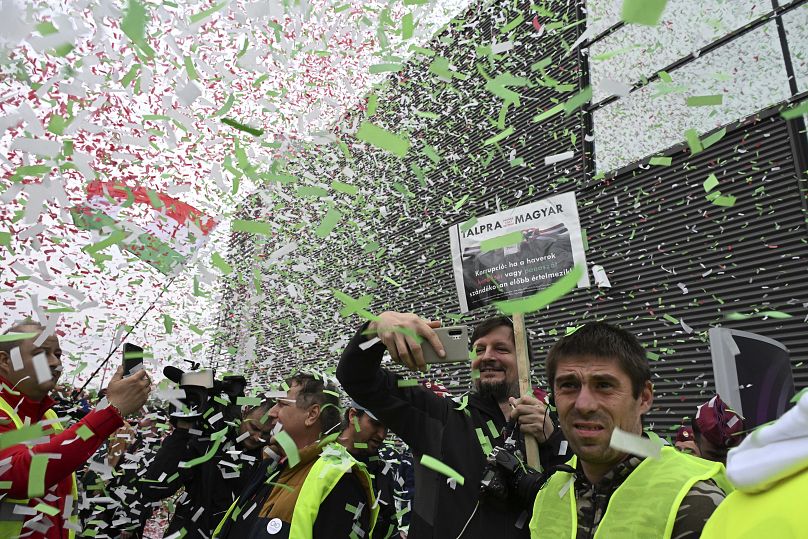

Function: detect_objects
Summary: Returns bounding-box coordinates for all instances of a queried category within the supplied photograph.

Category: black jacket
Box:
[337,324,571,539]
[138,427,261,538]
[360,455,400,539]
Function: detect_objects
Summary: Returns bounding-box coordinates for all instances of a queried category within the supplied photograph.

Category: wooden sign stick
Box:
[513,312,541,471]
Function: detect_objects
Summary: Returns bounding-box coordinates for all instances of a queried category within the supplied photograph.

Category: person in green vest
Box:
[701,390,808,538]
[529,322,732,539]
[214,373,378,538]
[0,318,152,539]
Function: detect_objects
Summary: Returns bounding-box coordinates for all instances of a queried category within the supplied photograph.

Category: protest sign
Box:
[449,191,589,313]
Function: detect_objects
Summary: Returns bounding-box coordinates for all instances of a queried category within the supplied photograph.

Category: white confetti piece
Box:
[32,353,51,384]
[545,151,575,165]
[609,428,662,459]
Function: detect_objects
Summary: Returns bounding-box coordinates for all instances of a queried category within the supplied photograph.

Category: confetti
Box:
[621,0,668,26]
[494,265,584,315]
[274,430,300,468]
[355,122,411,157]
[420,455,465,486]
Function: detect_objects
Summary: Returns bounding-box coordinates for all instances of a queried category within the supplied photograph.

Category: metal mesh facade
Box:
[211,0,808,435]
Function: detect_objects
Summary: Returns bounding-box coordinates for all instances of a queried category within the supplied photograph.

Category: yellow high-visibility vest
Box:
[530,447,733,539]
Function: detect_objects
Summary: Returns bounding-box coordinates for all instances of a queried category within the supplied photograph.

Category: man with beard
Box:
[337,312,570,538]
[338,401,400,538]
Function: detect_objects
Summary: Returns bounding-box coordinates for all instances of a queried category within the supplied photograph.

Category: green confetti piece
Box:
[0,481,11,489]
[274,430,300,468]
[121,0,154,58]
[646,351,660,361]
[231,219,272,236]
[396,379,420,387]
[479,231,523,253]
[486,420,499,438]
[221,118,263,137]
[459,217,478,232]
[180,438,222,468]
[214,94,235,117]
[703,174,719,193]
[183,56,198,80]
[494,265,583,315]
[711,195,736,207]
[662,314,679,324]
[686,94,723,107]
[315,208,342,238]
[28,454,48,498]
[563,86,592,116]
[649,156,672,166]
[701,127,726,149]
[163,314,174,334]
[189,0,227,24]
[621,0,668,26]
[1,423,45,449]
[532,102,563,123]
[145,189,164,209]
[297,186,329,198]
[331,180,358,196]
[781,100,808,120]
[76,425,94,441]
[0,332,39,343]
[483,126,515,146]
[355,122,411,157]
[422,145,441,163]
[237,397,263,406]
[684,129,703,154]
[34,503,59,516]
[211,252,233,275]
[420,455,465,486]
[83,230,127,255]
[401,13,414,39]
[369,63,402,74]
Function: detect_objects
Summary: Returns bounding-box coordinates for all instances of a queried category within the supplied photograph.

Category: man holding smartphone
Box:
[337,312,570,539]
[0,319,151,539]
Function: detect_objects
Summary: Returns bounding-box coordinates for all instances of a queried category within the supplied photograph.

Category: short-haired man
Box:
[215,374,377,538]
[0,320,151,538]
[338,401,400,538]
[529,322,733,539]
[337,312,570,538]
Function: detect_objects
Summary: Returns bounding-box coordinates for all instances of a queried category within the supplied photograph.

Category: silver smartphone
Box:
[422,325,470,364]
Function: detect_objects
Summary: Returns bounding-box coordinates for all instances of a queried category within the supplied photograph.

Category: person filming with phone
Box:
[336,312,571,539]
[0,319,151,539]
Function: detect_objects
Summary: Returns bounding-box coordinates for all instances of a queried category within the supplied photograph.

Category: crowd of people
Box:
[0,311,804,538]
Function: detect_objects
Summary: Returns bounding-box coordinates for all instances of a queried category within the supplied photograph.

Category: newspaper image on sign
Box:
[449,191,590,312]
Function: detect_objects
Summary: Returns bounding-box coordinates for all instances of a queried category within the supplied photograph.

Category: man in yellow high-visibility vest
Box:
[0,319,151,539]
[529,322,733,539]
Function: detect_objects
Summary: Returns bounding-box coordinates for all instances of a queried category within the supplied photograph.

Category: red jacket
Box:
[0,378,124,538]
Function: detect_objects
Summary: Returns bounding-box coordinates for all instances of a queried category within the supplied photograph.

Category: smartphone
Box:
[422,326,470,364]
[123,343,144,377]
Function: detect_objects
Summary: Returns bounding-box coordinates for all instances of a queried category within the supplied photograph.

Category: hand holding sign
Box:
[509,394,555,444]
[367,312,445,372]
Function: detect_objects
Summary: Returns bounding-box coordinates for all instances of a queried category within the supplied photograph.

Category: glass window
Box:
[588,0,768,103]
[593,21,790,174]
[782,4,808,93]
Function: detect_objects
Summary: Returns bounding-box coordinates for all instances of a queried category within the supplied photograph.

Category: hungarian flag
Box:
[70,181,218,274]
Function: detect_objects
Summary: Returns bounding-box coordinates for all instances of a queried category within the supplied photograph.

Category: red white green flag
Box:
[70,181,218,274]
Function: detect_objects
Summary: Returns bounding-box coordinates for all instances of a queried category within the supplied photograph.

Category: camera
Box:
[163,364,246,433]
[480,445,547,505]
[479,422,551,506]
